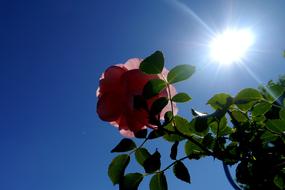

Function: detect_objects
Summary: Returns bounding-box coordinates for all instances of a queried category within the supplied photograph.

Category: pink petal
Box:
[123,58,142,70]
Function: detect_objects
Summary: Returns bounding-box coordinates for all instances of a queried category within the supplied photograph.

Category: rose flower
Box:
[96,58,177,137]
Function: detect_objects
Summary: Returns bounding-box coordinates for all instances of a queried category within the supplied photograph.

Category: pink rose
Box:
[96,58,177,137]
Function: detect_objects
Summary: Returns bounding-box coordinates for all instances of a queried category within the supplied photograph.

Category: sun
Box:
[210,28,254,65]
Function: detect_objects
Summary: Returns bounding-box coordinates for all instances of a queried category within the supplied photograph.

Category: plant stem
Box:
[223,162,242,190]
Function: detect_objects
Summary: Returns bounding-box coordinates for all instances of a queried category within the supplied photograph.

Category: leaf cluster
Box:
[107,51,285,190]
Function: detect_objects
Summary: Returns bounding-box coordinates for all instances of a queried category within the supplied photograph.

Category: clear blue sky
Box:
[0,0,285,190]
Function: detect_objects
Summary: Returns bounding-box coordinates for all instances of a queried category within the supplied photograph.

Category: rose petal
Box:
[121,69,157,96]
[97,92,122,122]
[97,66,126,96]
[123,58,142,70]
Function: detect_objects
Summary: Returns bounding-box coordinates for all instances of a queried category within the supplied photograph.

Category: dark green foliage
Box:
[150,97,169,115]
[184,138,206,159]
[119,173,143,190]
[108,154,130,185]
[143,79,167,99]
[106,52,285,190]
[173,161,191,183]
[148,129,165,139]
[170,141,179,160]
[140,51,164,74]
[135,148,151,166]
[134,129,148,139]
[111,138,136,153]
[150,172,168,190]
[143,150,161,173]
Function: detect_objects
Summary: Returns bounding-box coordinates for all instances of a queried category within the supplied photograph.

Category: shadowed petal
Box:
[97,93,122,122]
[97,66,126,96]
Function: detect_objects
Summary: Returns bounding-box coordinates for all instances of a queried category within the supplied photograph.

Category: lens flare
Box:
[210,29,254,65]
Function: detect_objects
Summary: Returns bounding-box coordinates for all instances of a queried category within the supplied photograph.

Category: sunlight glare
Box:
[210,29,254,65]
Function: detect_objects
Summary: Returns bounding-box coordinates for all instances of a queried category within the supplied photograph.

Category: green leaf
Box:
[251,102,272,117]
[234,88,263,111]
[266,119,285,133]
[150,172,168,190]
[135,148,151,166]
[279,108,285,120]
[134,129,148,139]
[260,131,278,143]
[150,97,169,115]
[230,110,248,123]
[164,111,173,124]
[143,150,161,173]
[265,84,285,103]
[140,51,164,74]
[174,116,192,136]
[111,138,136,153]
[210,117,232,137]
[172,93,192,103]
[184,138,205,159]
[274,173,285,189]
[163,133,184,142]
[148,129,165,139]
[119,173,143,190]
[170,141,179,160]
[167,64,195,84]
[207,93,233,110]
[173,161,191,183]
[143,79,167,99]
[108,154,130,185]
[202,133,214,149]
[192,117,209,135]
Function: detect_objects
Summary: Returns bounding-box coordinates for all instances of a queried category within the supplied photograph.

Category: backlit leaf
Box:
[172,93,192,103]
[167,64,195,84]
[207,93,233,110]
[251,102,272,117]
[234,88,263,111]
[140,51,164,74]
[266,119,285,134]
[185,138,205,159]
[265,84,285,103]
[279,109,285,120]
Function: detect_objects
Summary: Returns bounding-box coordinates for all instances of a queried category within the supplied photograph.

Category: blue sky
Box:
[0,0,285,190]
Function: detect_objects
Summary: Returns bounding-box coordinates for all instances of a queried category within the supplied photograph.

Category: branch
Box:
[222,162,242,190]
